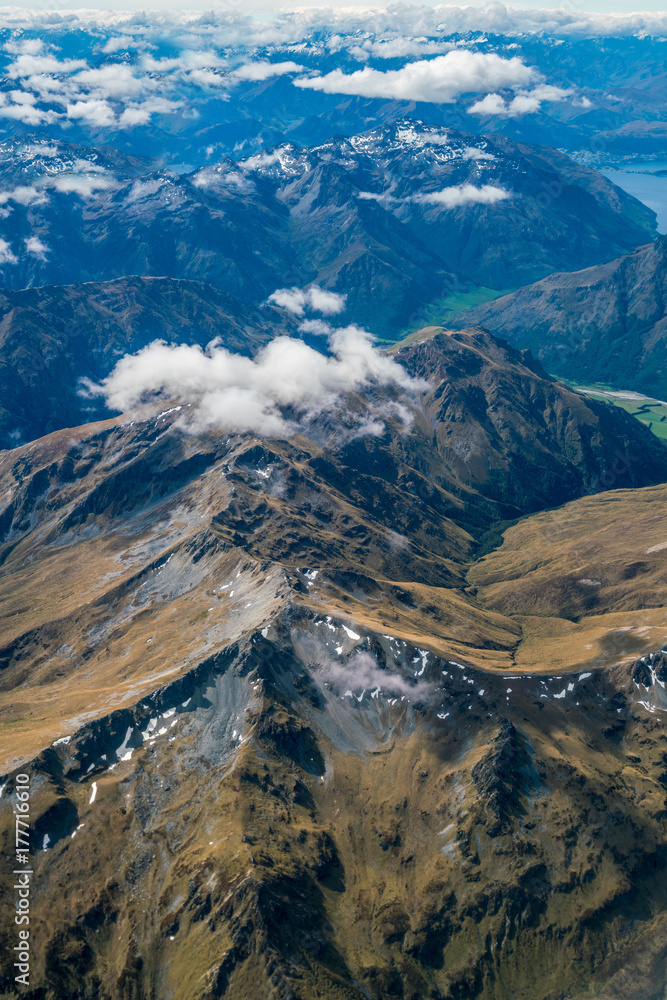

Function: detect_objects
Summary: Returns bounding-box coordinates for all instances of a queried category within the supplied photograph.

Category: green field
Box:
[569,383,667,441]
[380,286,513,343]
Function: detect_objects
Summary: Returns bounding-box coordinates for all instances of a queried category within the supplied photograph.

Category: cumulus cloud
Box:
[25,236,48,259]
[0,240,18,265]
[5,38,45,56]
[83,328,424,438]
[73,64,148,100]
[469,92,507,116]
[118,106,150,127]
[295,50,535,103]
[118,97,181,128]
[298,318,333,337]
[141,49,225,75]
[349,37,456,61]
[320,652,434,701]
[102,34,147,54]
[470,84,571,117]
[227,60,304,83]
[21,143,59,158]
[0,91,57,125]
[7,51,87,79]
[0,6,662,42]
[415,183,509,207]
[268,285,346,317]
[0,162,116,210]
[66,99,115,126]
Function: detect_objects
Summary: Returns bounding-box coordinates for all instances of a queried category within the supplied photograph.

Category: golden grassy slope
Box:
[469,484,667,673]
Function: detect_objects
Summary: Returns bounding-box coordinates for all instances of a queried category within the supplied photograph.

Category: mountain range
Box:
[4,15,667,167]
[1,14,667,1000]
[1,328,667,999]
[0,125,655,339]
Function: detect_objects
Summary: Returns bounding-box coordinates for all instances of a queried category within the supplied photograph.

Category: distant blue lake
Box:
[602,163,667,234]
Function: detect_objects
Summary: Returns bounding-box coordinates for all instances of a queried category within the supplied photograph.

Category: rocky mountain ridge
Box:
[452,235,667,398]
[0,124,655,338]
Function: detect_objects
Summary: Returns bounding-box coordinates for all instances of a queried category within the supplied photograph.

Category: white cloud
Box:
[415,184,509,208]
[0,240,17,265]
[83,328,424,439]
[73,64,148,100]
[320,652,433,701]
[239,149,288,171]
[119,97,181,127]
[5,38,45,56]
[126,178,164,202]
[21,143,60,158]
[350,37,456,61]
[25,236,48,259]
[102,34,147,54]
[227,60,305,83]
[52,174,115,197]
[66,99,116,126]
[8,89,36,106]
[298,318,332,336]
[183,68,226,88]
[360,181,509,210]
[463,147,495,161]
[508,94,541,115]
[191,167,255,195]
[295,51,535,104]
[118,106,150,127]
[268,285,346,317]
[139,49,227,89]
[7,52,87,79]
[0,184,47,207]
[469,92,507,116]
[4,7,667,45]
[470,84,571,117]
[0,92,57,125]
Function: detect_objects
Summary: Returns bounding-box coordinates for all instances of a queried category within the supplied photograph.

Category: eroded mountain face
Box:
[1,329,667,1000]
[5,612,667,1000]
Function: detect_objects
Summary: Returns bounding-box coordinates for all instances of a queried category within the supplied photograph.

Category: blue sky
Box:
[5,1,666,13]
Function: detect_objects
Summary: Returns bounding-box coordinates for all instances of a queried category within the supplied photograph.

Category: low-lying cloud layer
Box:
[416,183,509,207]
[359,183,509,209]
[321,652,434,701]
[85,325,425,439]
